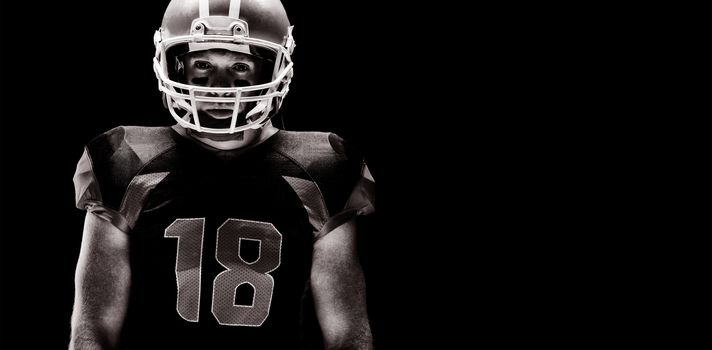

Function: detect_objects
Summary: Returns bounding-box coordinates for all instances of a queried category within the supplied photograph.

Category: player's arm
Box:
[311,218,373,350]
[69,212,131,350]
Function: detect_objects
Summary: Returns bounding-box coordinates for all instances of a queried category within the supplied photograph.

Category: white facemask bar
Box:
[153,34,294,134]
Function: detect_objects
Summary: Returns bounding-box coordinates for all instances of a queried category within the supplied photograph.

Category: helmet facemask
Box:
[153,11,294,135]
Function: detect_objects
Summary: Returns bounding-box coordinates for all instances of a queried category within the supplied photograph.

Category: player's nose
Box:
[208,76,237,97]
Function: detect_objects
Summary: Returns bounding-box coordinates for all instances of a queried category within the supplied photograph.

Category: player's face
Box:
[181,49,265,129]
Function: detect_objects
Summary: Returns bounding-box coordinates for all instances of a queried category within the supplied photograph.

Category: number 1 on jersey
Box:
[164,218,283,327]
[164,218,205,322]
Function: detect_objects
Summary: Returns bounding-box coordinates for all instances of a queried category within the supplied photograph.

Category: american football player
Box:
[68,0,375,349]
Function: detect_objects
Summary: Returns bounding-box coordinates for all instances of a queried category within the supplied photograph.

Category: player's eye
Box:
[232,63,249,73]
[194,60,213,70]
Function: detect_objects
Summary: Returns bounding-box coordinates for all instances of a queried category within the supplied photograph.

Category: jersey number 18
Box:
[164,218,283,327]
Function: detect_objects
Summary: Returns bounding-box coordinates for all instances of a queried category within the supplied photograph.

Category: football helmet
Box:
[153,0,295,134]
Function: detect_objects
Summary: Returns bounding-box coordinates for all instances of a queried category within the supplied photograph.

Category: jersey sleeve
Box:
[73,145,131,232]
[74,147,101,210]
[72,126,176,232]
[313,133,375,240]
[73,127,139,231]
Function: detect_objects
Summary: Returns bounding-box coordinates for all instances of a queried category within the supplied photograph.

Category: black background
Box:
[3,1,712,349]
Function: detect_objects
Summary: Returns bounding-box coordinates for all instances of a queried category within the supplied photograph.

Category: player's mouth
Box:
[205,109,235,119]
[196,109,250,129]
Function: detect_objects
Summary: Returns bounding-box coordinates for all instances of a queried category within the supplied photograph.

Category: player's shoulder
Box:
[81,125,178,194]
[83,125,178,171]
[75,126,178,213]
[270,130,371,222]
[272,130,361,170]
[86,125,177,156]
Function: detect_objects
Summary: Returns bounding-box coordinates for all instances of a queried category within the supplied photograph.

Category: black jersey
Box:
[73,126,374,350]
